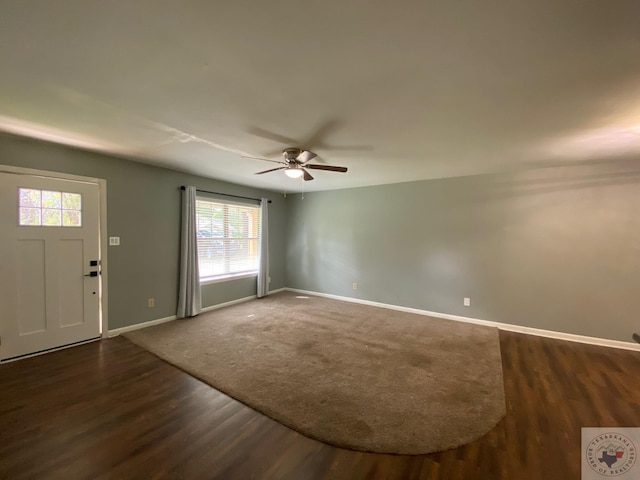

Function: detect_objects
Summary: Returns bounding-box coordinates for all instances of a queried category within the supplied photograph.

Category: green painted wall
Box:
[285,162,640,342]
[0,133,287,330]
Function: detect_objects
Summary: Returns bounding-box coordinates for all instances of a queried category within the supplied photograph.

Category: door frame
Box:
[0,164,109,340]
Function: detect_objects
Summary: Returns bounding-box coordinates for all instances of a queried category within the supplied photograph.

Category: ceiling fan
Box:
[242,148,347,181]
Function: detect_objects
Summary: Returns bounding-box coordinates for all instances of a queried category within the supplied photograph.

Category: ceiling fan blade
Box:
[242,155,286,165]
[302,119,342,150]
[306,164,348,173]
[248,127,299,146]
[296,150,317,163]
[255,167,287,175]
[315,144,373,152]
[302,168,314,181]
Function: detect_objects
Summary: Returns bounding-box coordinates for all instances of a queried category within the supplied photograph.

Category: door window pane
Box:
[42,209,62,226]
[42,191,61,209]
[19,188,41,207]
[19,207,41,226]
[62,210,82,227]
[62,192,81,210]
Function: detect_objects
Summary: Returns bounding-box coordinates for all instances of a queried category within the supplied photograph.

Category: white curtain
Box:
[257,198,269,298]
[177,186,202,318]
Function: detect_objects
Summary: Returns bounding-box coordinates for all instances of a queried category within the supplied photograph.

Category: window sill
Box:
[200,272,258,286]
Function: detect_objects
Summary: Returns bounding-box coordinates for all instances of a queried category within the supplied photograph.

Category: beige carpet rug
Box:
[124,292,505,454]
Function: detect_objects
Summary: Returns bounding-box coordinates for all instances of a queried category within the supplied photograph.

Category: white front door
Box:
[0,172,101,360]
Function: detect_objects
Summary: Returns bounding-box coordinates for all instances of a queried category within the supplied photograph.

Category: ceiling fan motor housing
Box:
[283,148,302,163]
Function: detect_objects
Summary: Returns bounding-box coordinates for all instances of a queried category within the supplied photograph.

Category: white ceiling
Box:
[1,1,640,192]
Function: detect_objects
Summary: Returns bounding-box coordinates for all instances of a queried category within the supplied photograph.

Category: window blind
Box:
[195,198,261,280]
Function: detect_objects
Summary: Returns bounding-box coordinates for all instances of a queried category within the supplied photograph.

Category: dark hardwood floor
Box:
[1,331,639,479]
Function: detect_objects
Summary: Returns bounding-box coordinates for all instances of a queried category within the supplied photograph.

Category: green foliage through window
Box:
[18,188,82,227]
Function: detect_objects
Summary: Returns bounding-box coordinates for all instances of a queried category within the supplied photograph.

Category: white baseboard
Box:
[285,288,640,352]
[108,314,178,337]
[201,293,257,313]
[495,323,640,351]
[108,288,286,337]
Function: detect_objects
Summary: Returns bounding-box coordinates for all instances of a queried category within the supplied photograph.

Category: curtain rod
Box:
[180,186,271,203]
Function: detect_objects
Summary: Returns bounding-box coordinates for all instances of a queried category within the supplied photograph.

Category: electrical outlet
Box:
[463,297,471,307]
[109,236,120,246]
[353,283,358,290]
[148,298,155,308]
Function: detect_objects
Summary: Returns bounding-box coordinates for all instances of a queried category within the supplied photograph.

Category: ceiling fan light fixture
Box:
[284,167,303,178]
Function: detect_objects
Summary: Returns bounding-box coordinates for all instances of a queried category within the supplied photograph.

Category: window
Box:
[195,197,261,281]
[18,188,82,227]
